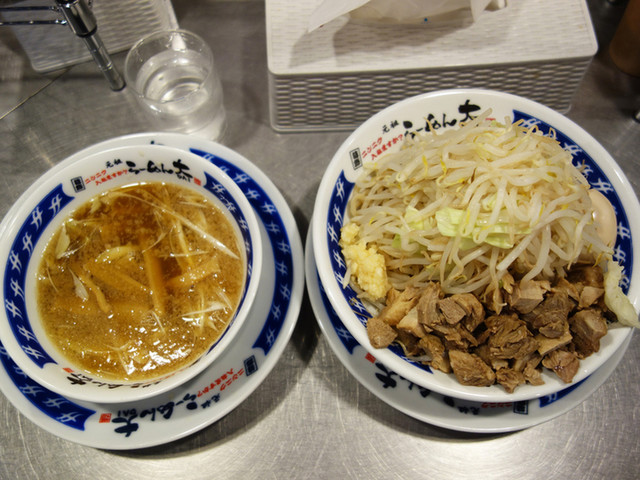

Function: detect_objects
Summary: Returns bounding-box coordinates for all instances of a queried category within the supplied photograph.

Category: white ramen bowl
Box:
[312,88,640,402]
[0,143,262,404]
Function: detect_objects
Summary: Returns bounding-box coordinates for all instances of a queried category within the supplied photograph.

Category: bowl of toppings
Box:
[312,88,640,402]
[0,143,262,403]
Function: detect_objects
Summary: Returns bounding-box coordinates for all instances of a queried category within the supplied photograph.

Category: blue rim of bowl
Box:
[324,108,633,374]
[2,147,257,390]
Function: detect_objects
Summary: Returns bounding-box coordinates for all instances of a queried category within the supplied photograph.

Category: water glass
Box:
[124,29,227,140]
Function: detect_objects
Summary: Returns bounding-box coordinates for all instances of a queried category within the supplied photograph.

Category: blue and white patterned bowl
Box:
[312,88,640,402]
[0,144,262,404]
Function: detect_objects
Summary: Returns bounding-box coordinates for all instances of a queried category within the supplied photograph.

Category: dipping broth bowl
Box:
[0,143,262,404]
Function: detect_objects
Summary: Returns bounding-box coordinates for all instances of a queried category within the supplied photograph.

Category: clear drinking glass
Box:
[124,29,227,140]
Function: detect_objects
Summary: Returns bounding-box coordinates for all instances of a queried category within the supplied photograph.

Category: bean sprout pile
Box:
[342,110,612,304]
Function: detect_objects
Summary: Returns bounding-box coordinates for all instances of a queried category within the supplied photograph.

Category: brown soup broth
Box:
[36,182,245,381]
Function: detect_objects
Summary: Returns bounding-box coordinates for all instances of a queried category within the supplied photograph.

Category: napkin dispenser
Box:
[266,0,598,132]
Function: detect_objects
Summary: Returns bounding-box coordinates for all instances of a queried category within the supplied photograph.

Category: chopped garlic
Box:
[340,223,390,300]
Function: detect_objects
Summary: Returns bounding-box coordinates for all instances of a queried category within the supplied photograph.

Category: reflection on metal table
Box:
[0,1,638,479]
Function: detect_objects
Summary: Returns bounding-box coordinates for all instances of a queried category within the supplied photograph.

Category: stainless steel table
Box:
[0,1,638,478]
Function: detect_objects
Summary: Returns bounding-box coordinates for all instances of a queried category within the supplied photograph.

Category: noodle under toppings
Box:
[340,110,639,392]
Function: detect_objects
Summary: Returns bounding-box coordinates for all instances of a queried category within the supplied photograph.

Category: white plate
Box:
[0,133,304,449]
[305,224,631,433]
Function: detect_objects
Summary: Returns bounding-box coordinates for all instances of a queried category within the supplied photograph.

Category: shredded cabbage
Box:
[435,206,531,249]
[604,260,639,328]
